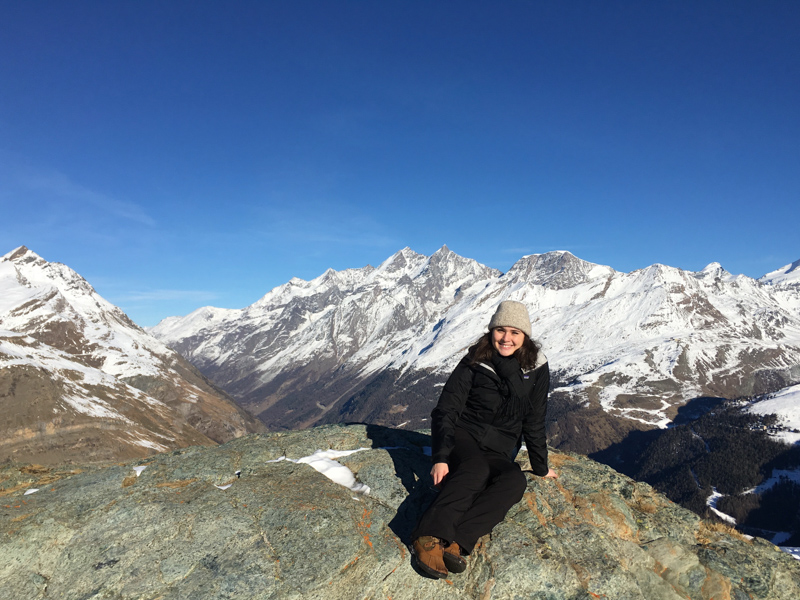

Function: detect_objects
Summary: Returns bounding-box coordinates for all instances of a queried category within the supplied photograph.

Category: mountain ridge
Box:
[149,246,800,450]
[0,246,265,464]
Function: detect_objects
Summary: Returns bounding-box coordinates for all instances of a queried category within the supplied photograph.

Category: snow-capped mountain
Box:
[0,330,213,463]
[760,259,800,287]
[0,246,264,464]
[151,246,800,452]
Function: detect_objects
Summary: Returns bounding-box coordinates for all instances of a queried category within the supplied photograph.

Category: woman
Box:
[411,300,557,578]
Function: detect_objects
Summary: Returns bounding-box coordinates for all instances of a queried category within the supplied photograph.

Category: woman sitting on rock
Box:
[411,300,557,578]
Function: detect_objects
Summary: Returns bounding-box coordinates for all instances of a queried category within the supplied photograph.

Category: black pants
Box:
[412,428,527,553]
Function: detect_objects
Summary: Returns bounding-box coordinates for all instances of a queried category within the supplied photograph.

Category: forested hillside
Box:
[593,400,800,544]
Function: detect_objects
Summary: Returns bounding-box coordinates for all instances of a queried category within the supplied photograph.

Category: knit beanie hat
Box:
[488,300,532,338]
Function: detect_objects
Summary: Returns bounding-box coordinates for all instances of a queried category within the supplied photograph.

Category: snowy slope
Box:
[0,330,164,423]
[151,247,800,434]
[760,259,800,287]
[747,383,800,445]
[0,246,264,463]
[0,329,213,462]
[0,246,172,378]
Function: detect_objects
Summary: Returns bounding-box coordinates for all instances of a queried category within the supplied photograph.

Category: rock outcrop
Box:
[1,424,798,599]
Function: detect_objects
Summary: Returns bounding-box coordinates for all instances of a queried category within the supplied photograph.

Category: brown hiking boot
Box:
[412,536,448,578]
[442,541,467,573]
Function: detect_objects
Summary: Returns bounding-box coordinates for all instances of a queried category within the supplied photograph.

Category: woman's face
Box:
[492,326,525,356]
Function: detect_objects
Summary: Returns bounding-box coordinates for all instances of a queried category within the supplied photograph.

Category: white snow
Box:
[706,488,737,525]
[746,384,800,445]
[133,466,147,477]
[6,245,800,447]
[24,489,39,495]
[0,248,227,454]
[215,484,232,490]
[129,438,169,451]
[267,448,371,494]
[0,331,172,425]
[760,259,800,287]
[781,547,800,560]
[744,468,800,495]
[0,247,180,383]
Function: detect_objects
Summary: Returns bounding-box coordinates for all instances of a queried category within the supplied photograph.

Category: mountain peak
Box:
[698,262,732,280]
[507,251,614,289]
[760,258,800,286]
[2,245,39,263]
[375,247,426,276]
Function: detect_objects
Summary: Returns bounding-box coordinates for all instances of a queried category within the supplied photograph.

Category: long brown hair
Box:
[466,329,541,370]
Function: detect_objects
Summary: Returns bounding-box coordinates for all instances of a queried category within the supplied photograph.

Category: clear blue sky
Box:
[1,1,798,326]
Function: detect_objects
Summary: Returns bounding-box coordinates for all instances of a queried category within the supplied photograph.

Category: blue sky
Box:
[1,1,798,327]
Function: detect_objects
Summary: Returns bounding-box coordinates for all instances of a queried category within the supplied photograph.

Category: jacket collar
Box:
[476,350,547,375]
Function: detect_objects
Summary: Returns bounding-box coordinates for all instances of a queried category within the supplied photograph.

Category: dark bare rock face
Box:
[1,424,798,599]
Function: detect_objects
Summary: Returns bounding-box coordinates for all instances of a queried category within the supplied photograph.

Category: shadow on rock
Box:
[364,424,438,546]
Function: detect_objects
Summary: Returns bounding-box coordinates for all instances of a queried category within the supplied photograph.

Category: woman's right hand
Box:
[431,462,449,486]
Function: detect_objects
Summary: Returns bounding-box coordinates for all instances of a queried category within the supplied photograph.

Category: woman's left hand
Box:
[543,468,558,478]
[431,462,450,486]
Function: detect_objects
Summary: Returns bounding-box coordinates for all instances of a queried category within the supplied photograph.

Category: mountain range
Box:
[0,246,264,464]
[150,245,800,454]
[3,243,799,466]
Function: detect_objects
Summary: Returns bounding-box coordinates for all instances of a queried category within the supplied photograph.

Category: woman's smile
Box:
[492,326,524,356]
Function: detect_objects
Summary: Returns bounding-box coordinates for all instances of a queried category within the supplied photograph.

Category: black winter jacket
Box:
[430,353,550,476]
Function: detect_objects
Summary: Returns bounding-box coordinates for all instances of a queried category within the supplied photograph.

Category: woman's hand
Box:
[544,468,558,479]
[431,462,449,486]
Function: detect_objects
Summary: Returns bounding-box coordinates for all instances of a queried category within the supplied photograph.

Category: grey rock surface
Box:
[1,424,798,599]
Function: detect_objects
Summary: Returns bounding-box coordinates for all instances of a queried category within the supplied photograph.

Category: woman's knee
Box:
[449,457,492,487]
[500,465,528,501]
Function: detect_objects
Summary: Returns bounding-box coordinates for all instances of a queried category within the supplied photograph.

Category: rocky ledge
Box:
[1,424,798,599]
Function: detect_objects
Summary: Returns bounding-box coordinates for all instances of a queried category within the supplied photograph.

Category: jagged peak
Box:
[697,262,733,278]
[701,262,724,273]
[2,245,41,263]
[516,249,572,260]
[251,262,377,310]
[374,247,426,276]
[638,262,683,278]
[511,250,585,269]
[428,245,470,266]
[392,246,425,261]
[417,246,499,285]
[1,245,99,295]
[507,251,614,289]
